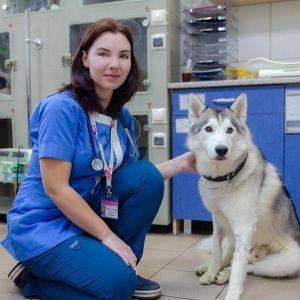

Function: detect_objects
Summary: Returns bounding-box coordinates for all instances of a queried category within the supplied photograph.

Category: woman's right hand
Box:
[101,232,137,271]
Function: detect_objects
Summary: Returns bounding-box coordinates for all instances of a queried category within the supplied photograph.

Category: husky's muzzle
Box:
[215,145,228,160]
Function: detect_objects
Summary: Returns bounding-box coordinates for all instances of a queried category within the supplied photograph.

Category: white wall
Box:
[238,0,300,65]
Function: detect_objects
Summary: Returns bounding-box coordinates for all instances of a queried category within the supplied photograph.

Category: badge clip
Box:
[107,186,112,198]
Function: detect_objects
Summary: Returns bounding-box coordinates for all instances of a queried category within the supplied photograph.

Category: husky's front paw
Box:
[224,289,240,300]
[195,263,209,276]
[199,272,217,285]
[216,268,230,285]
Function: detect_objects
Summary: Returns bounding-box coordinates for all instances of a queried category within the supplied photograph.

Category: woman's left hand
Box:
[180,151,198,174]
[156,151,198,180]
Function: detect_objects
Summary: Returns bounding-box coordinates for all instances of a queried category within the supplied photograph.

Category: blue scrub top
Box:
[1,91,139,261]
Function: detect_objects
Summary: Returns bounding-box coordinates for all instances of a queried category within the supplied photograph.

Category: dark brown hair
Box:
[60,18,141,118]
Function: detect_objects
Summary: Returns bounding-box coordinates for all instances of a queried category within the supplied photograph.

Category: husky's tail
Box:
[248,241,300,277]
[197,235,232,253]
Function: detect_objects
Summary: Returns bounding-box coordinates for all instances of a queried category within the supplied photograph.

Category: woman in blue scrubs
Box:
[1,18,196,300]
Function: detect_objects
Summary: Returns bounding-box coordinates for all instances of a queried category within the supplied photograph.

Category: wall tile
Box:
[238,4,270,64]
[271,1,300,60]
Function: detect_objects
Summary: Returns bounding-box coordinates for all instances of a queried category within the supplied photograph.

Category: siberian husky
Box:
[187,93,300,300]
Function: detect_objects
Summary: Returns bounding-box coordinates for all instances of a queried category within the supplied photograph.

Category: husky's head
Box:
[187,93,250,175]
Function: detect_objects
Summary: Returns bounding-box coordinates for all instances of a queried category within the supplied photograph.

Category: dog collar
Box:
[203,155,248,183]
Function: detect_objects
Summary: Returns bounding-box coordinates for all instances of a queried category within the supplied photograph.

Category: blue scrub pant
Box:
[21,160,164,300]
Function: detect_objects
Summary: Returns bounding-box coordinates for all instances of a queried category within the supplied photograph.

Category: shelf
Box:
[211,0,285,6]
[0,196,13,215]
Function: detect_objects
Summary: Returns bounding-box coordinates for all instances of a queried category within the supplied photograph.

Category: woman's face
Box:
[82,32,132,102]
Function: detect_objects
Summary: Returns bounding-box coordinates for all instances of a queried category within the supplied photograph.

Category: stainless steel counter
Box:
[168,77,300,89]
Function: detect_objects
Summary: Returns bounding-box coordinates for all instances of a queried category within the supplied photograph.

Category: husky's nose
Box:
[215,145,228,157]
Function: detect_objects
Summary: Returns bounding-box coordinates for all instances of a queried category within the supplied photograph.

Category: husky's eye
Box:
[227,127,233,134]
[205,126,212,132]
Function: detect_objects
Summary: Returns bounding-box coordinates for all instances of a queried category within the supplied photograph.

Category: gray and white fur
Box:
[187,93,300,300]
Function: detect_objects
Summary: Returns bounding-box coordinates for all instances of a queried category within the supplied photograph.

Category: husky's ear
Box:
[230,93,247,123]
[188,93,206,124]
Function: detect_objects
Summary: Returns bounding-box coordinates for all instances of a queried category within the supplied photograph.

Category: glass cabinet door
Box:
[2,0,61,15]
[0,32,11,97]
[0,0,67,147]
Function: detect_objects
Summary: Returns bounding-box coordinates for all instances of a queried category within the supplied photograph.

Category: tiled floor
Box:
[0,220,300,300]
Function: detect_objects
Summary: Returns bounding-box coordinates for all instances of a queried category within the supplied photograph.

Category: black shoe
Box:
[8,262,32,289]
[132,275,162,299]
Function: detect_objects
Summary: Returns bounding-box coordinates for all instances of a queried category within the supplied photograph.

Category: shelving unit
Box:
[0,182,15,215]
[182,5,238,81]
[0,148,32,214]
[0,196,14,214]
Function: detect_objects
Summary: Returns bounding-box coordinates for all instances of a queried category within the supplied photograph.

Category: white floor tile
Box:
[151,269,226,300]
[1,219,300,300]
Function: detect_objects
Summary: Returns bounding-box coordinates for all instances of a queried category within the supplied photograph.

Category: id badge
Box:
[101,197,118,219]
